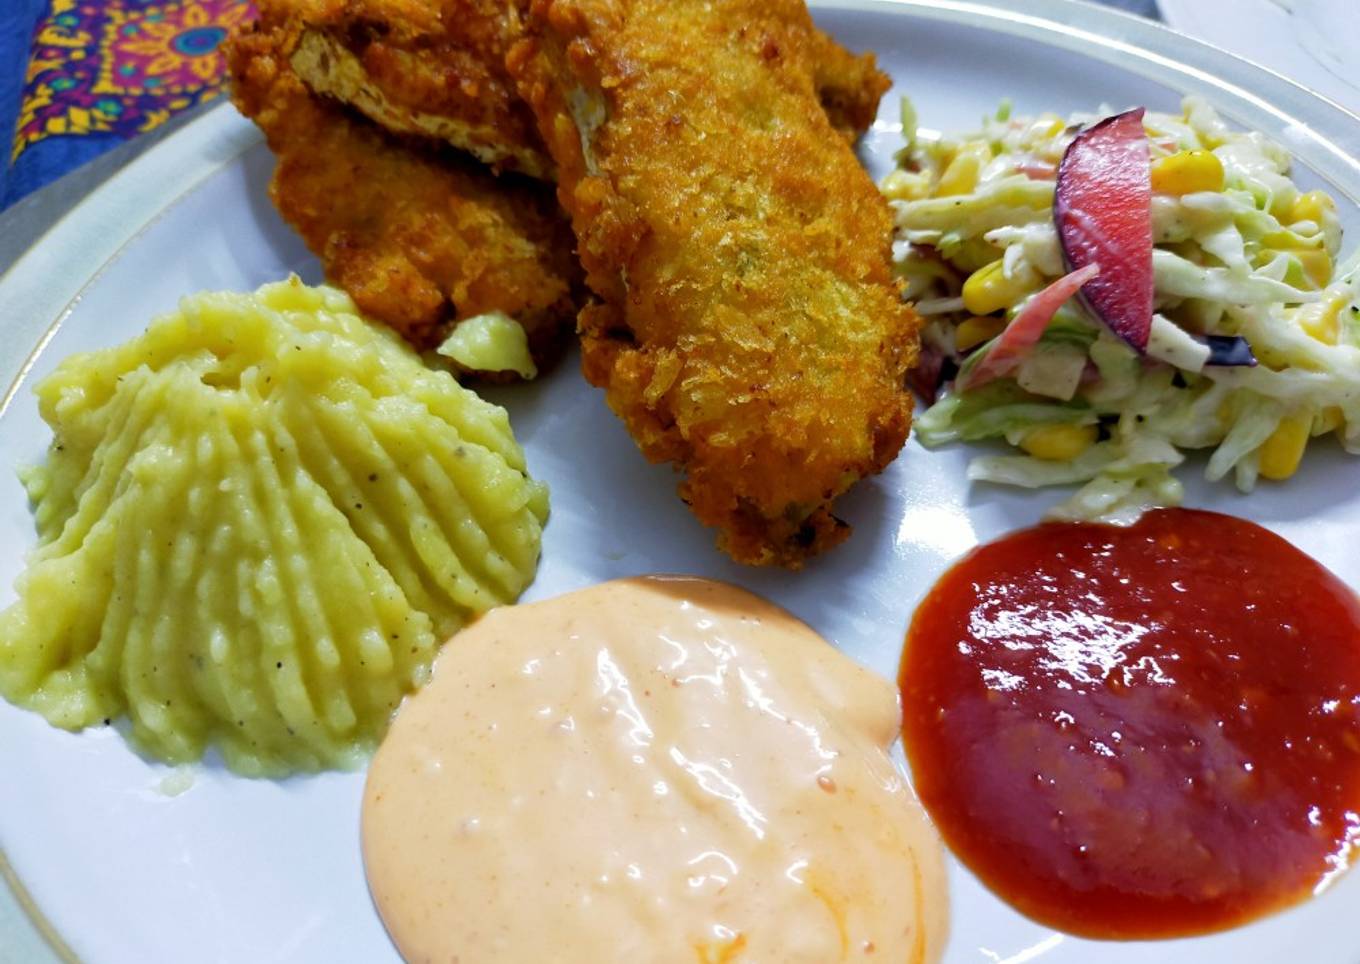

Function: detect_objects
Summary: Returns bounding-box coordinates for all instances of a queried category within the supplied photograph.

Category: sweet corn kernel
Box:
[1258,412,1312,480]
[1019,423,1098,461]
[881,169,931,202]
[1150,150,1225,196]
[1261,229,1308,249]
[1297,293,1347,344]
[954,315,1007,352]
[1259,227,1331,289]
[1290,190,1336,226]
[1294,249,1333,288]
[961,260,1028,315]
[937,140,992,197]
[1269,188,1299,221]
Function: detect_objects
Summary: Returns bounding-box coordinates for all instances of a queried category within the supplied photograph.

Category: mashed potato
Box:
[0,278,548,776]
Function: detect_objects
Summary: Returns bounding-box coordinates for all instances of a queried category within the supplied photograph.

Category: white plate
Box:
[1157,0,1360,116]
[2,1,1360,961]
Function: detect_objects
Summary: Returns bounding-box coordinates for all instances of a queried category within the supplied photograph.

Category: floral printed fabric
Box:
[2,0,253,209]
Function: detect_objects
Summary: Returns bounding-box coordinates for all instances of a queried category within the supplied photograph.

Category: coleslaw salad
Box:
[886,97,1360,522]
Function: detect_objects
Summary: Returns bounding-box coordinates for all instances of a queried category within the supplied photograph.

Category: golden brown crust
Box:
[269,0,886,185]
[809,28,892,142]
[286,0,553,177]
[225,17,581,366]
[509,0,919,567]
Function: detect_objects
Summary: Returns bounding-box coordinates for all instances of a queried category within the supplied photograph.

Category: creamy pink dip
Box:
[362,576,947,962]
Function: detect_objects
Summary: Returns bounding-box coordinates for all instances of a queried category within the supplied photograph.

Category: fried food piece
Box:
[289,0,551,177]
[226,17,580,364]
[508,0,919,567]
[282,0,888,182]
[809,27,892,142]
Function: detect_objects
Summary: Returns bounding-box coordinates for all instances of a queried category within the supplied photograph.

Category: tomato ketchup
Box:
[900,508,1360,938]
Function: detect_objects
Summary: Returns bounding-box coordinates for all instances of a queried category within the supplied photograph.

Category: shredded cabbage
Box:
[886,95,1358,521]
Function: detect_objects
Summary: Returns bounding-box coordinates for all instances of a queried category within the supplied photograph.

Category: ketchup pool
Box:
[900,508,1360,939]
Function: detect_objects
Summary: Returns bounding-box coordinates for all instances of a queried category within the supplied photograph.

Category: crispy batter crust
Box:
[809,28,892,142]
[226,16,580,364]
[509,0,919,567]
[287,0,552,177]
[280,0,887,183]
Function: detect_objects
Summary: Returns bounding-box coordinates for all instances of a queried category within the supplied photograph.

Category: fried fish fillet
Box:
[507,0,919,566]
[226,17,580,361]
[288,0,552,177]
[281,0,888,180]
[808,26,893,142]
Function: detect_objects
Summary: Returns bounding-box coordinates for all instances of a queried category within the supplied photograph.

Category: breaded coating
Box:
[281,0,888,182]
[226,18,580,362]
[288,0,551,177]
[809,28,892,142]
[508,0,919,567]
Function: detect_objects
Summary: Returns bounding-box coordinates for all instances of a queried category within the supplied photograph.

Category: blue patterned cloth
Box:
[0,0,46,206]
[0,0,251,210]
[0,0,1159,213]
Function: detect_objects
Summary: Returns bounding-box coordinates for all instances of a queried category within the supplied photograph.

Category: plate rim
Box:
[3,0,1360,959]
[1155,0,1360,113]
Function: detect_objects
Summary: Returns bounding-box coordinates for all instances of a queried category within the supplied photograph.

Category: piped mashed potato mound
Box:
[0,278,548,776]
